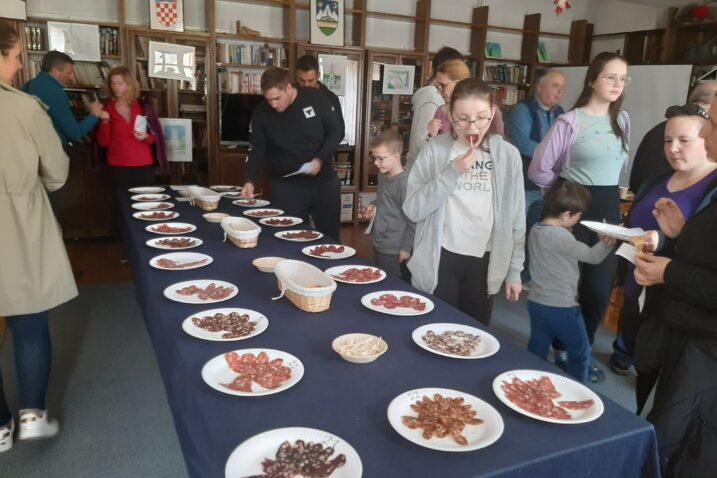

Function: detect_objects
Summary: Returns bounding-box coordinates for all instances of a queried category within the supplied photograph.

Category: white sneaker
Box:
[17,410,59,441]
[0,418,13,452]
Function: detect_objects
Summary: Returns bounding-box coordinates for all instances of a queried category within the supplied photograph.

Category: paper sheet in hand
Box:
[580,221,645,241]
[282,162,313,178]
[364,213,376,235]
[615,243,646,312]
[134,115,147,133]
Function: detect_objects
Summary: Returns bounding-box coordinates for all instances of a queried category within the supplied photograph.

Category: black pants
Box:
[108,165,156,193]
[373,250,411,283]
[271,175,341,242]
[573,185,620,344]
[434,248,494,326]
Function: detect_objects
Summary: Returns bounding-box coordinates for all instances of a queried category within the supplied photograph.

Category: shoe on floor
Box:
[609,353,631,376]
[0,419,13,452]
[588,363,606,383]
[17,410,59,441]
[554,351,568,372]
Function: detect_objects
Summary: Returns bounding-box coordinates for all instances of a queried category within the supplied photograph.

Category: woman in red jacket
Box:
[99,66,165,190]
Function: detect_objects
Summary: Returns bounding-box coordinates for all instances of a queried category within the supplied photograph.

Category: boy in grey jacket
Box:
[365,131,415,281]
[527,181,616,382]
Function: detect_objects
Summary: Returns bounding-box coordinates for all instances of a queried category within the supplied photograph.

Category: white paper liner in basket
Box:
[188,186,221,208]
[221,217,261,242]
[272,260,337,301]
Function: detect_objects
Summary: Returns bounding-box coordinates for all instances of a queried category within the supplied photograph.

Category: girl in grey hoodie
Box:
[403,78,525,325]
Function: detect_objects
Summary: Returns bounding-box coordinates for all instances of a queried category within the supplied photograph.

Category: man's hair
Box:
[536,68,565,86]
[296,54,319,73]
[688,80,717,107]
[431,47,462,78]
[371,130,403,155]
[542,181,592,219]
[41,50,74,72]
[261,67,291,93]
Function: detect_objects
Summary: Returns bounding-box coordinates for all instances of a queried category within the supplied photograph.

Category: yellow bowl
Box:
[332,333,388,364]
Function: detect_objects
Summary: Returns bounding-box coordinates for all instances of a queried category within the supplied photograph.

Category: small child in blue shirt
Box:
[527,181,616,382]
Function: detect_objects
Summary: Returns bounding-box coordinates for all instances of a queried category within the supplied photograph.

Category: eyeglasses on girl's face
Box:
[434,79,458,93]
[601,74,631,86]
[451,116,493,130]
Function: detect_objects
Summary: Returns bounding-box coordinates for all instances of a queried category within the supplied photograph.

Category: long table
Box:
[122,193,660,478]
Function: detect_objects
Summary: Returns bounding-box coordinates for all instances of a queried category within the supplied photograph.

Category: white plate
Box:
[580,220,645,241]
[221,192,243,200]
[128,186,166,194]
[132,210,179,221]
[325,265,386,284]
[243,208,284,218]
[411,323,500,359]
[232,198,270,208]
[145,222,197,235]
[163,279,238,304]
[274,229,324,242]
[258,216,303,228]
[387,387,504,452]
[149,252,213,271]
[360,291,434,316]
[225,427,362,478]
[492,369,604,424]
[146,236,203,250]
[131,201,174,211]
[182,307,268,342]
[210,185,241,192]
[301,244,356,260]
[201,348,303,397]
[130,193,171,202]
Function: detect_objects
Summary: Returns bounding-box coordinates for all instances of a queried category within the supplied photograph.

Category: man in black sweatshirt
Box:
[296,54,345,141]
[241,67,343,241]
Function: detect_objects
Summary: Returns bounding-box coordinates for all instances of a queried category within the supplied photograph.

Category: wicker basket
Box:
[221,217,261,249]
[273,260,336,313]
[188,186,221,211]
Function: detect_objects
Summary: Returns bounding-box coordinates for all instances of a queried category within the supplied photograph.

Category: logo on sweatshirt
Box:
[303,106,316,119]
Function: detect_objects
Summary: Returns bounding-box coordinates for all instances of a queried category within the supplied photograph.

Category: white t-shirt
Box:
[442,141,494,257]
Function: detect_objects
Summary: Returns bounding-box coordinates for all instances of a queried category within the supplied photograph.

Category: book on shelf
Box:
[24,26,43,51]
[483,64,528,84]
[218,70,262,94]
[485,42,503,59]
[71,61,112,87]
[537,42,550,63]
[491,86,525,107]
[136,61,150,88]
[216,43,287,67]
[135,36,150,58]
[99,27,120,56]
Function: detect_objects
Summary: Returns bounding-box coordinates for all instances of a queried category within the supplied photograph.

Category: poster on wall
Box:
[318,54,346,96]
[310,0,343,47]
[0,0,26,20]
[148,41,196,88]
[382,64,415,95]
[159,118,193,162]
[47,22,101,62]
[149,0,184,32]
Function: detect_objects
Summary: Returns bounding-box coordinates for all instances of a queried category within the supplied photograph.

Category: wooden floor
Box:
[64,224,373,286]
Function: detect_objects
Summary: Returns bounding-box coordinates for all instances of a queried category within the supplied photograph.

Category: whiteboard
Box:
[554,64,693,186]
[47,22,101,62]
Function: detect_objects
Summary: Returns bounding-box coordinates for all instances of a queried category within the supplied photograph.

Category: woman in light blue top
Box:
[528,52,631,382]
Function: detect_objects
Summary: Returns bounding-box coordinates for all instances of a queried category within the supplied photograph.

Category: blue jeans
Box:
[527,301,591,382]
[0,311,52,425]
[522,190,543,284]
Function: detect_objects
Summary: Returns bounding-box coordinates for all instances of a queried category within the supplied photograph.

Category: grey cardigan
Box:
[403,133,526,295]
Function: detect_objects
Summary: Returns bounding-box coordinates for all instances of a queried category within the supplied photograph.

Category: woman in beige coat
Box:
[0,21,77,452]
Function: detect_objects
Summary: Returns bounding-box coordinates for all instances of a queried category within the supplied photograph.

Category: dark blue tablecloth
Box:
[121,194,660,478]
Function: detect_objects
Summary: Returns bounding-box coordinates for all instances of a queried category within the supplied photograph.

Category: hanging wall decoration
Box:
[553,0,572,16]
[148,41,196,88]
[318,54,347,96]
[310,0,344,47]
[149,0,184,32]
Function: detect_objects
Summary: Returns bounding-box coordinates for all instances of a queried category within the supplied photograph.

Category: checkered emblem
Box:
[154,0,178,27]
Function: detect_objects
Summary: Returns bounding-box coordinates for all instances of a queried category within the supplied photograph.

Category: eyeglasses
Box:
[434,80,458,93]
[665,103,708,120]
[371,154,394,163]
[451,116,493,130]
[601,74,632,86]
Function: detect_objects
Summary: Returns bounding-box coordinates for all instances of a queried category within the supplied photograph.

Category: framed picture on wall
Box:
[159,118,193,162]
[310,0,344,47]
[149,0,184,32]
[382,64,415,95]
[148,41,196,88]
[318,54,347,96]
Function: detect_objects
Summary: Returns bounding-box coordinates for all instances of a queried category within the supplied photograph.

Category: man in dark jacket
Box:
[296,54,345,141]
[241,67,343,241]
[24,50,106,145]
